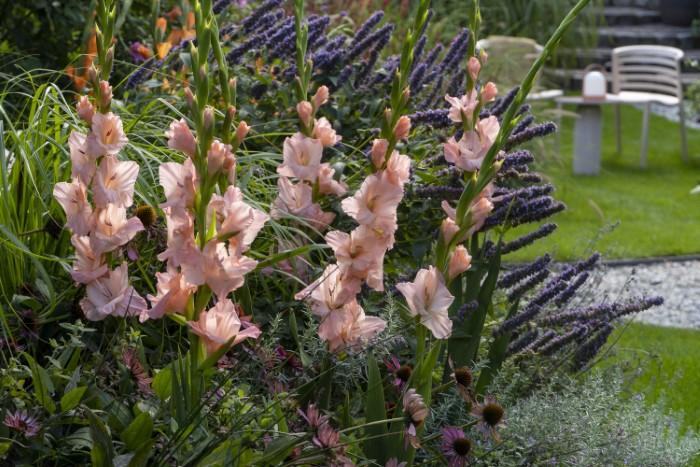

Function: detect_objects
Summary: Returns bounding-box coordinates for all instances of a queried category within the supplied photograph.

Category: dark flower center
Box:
[454,367,473,387]
[135,205,157,228]
[396,364,413,382]
[483,403,504,426]
[453,437,472,456]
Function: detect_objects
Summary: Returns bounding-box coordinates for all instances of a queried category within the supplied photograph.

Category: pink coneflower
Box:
[440,426,472,467]
[3,410,40,437]
[122,347,154,394]
[403,388,428,449]
[385,356,412,392]
[470,395,506,442]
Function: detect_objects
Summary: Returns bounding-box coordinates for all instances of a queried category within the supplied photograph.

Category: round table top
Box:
[555,94,621,105]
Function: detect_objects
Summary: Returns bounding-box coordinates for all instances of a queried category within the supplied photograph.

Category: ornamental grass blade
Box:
[85,407,115,467]
[363,353,387,465]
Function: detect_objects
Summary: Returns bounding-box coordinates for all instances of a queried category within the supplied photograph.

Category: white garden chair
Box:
[611,45,687,167]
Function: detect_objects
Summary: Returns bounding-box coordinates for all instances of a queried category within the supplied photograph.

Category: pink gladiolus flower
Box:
[295,265,362,339]
[443,116,501,172]
[341,173,403,235]
[312,117,341,147]
[70,235,108,284]
[312,85,329,109]
[207,186,269,252]
[468,56,481,81]
[165,119,196,158]
[68,131,96,186]
[441,196,493,242]
[86,112,128,156]
[327,300,386,352]
[188,299,261,357]
[207,140,232,176]
[144,269,197,321]
[76,96,94,126]
[382,151,411,187]
[393,116,411,141]
[90,204,144,255]
[441,218,461,246]
[396,266,454,339]
[445,90,478,124]
[325,225,387,290]
[272,177,335,231]
[277,133,324,182]
[182,240,257,299]
[99,80,112,109]
[448,245,472,281]
[53,181,92,236]
[80,262,147,320]
[318,163,348,196]
[159,159,198,209]
[481,82,498,104]
[92,155,139,208]
[370,138,389,169]
[157,207,196,267]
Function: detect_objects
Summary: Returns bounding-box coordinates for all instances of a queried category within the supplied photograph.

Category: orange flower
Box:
[156,42,172,59]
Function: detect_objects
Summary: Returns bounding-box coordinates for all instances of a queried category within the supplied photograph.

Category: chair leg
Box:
[680,102,688,163]
[615,104,622,155]
[640,102,650,168]
[555,100,563,153]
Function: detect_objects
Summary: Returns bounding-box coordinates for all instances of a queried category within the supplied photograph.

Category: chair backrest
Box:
[476,36,545,90]
[611,45,684,98]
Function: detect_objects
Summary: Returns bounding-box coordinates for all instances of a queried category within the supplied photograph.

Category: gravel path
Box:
[594,259,700,328]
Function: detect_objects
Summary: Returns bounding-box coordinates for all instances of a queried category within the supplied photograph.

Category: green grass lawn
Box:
[602,322,700,432]
[505,103,700,261]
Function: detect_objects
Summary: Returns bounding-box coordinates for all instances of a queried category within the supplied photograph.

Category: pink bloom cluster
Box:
[396,56,502,340]
[54,87,148,320]
[151,107,265,356]
[295,89,416,351]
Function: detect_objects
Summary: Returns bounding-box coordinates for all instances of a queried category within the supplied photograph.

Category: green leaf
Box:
[127,440,154,467]
[152,365,172,400]
[23,352,55,415]
[288,312,311,367]
[61,386,88,412]
[259,434,303,465]
[121,413,153,452]
[85,408,115,467]
[476,300,519,394]
[363,354,388,465]
[197,439,237,466]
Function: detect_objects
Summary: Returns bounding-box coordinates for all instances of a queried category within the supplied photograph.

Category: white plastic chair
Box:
[611,45,687,167]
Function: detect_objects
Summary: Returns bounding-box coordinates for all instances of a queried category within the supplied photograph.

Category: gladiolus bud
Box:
[76,96,95,126]
[312,85,329,110]
[203,107,215,130]
[156,17,167,33]
[105,47,114,74]
[228,105,236,120]
[99,81,113,109]
[235,121,250,145]
[481,82,498,104]
[468,57,481,81]
[184,88,195,108]
[401,88,411,107]
[88,65,98,88]
[479,50,488,65]
[393,116,411,141]
[371,139,389,169]
[448,245,472,280]
[296,101,313,127]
